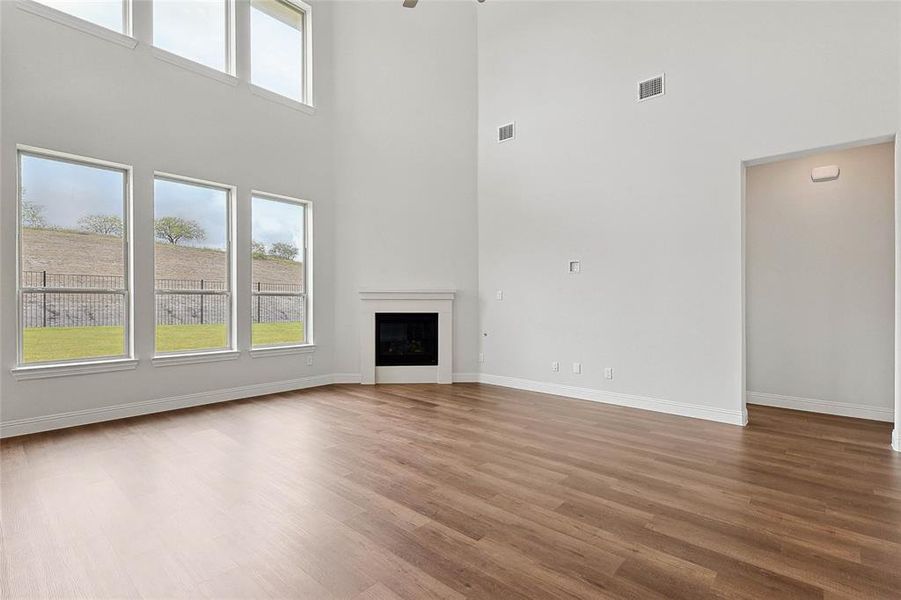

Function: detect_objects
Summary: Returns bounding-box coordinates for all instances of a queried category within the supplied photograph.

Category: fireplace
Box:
[359,289,454,384]
[375,313,439,366]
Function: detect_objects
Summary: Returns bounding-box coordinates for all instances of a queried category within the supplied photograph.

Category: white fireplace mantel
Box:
[359,289,455,384]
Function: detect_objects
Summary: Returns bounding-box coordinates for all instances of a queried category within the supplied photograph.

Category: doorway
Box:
[742,137,897,447]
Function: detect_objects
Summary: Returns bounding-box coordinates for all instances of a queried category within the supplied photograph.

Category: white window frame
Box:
[152,172,237,359]
[18,0,136,48]
[250,191,312,351]
[249,0,314,107]
[15,146,134,369]
[152,0,237,77]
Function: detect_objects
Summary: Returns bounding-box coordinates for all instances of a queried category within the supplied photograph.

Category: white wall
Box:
[1,0,339,430]
[896,2,901,448]
[331,1,479,379]
[477,1,900,423]
[746,142,895,420]
[0,0,481,434]
[0,2,5,411]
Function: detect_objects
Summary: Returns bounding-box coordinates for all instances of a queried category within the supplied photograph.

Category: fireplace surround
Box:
[359,290,454,384]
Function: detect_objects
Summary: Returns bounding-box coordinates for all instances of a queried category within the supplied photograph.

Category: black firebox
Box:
[375,313,439,366]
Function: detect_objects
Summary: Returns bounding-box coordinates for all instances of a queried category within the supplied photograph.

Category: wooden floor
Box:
[1,384,899,599]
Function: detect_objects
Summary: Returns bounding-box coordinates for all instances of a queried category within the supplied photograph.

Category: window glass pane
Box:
[37,0,125,33]
[19,153,127,364]
[251,196,305,346]
[251,0,304,101]
[154,178,230,353]
[154,0,228,72]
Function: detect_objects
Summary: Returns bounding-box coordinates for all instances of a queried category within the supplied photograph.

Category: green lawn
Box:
[251,321,305,347]
[23,322,305,363]
[155,323,228,353]
[23,325,125,363]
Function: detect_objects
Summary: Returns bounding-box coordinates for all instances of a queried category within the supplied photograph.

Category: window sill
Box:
[17,0,137,49]
[249,344,315,358]
[11,358,138,381]
[151,47,238,87]
[248,84,315,115]
[152,350,240,367]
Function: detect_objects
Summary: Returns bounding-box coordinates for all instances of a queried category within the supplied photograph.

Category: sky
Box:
[154,0,228,72]
[21,154,125,231]
[252,196,305,259]
[21,154,303,258]
[40,1,303,99]
[41,0,124,33]
[251,0,304,100]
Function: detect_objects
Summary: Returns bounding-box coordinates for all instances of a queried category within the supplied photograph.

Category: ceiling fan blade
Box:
[403,0,418,7]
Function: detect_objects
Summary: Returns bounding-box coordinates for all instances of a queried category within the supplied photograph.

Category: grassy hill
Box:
[22,228,302,286]
[21,228,305,361]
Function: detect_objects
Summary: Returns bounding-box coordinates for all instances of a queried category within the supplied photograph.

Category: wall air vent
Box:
[637,74,665,102]
[498,122,515,143]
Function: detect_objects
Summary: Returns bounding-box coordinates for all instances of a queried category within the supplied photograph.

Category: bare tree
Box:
[154,217,206,245]
[252,240,267,259]
[21,200,47,229]
[269,242,299,261]
[78,214,124,236]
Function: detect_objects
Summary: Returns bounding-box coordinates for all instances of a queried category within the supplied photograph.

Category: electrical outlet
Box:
[478,352,485,363]
[306,355,314,366]
[551,361,559,372]
[496,290,504,301]
[568,260,581,274]
[572,362,582,374]
[604,367,613,380]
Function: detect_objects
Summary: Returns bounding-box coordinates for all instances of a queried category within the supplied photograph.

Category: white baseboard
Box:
[0,372,482,438]
[747,392,895,423]
[0,374,336,439]
[747,391,894,422]
[479,374,746,425]
[452,372,480,383]
[332,373,363,384]
[893,429,900,452]
[10,373,823,439]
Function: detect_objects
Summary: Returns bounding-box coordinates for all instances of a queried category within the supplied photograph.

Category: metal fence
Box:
[23,271,123,290]
[23,291,125,328]
[22,271,303,328]
[251,294,305,324]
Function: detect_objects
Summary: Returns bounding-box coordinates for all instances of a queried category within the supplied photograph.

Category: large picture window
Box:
[154,0,232,73]
[154,175,234,355]
[251,0,310,103]
[17,148,131,365]
[251,193,309,347]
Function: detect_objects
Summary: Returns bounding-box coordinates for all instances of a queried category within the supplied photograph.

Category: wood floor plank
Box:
[1,384,899,599]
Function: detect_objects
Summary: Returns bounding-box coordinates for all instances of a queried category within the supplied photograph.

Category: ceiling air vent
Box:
[498,122,515,143]
[637,74,665,102]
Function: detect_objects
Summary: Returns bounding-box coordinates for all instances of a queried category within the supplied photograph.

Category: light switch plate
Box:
[572,362,582,374]
[496,290,504,300]
[568,260,581,274]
